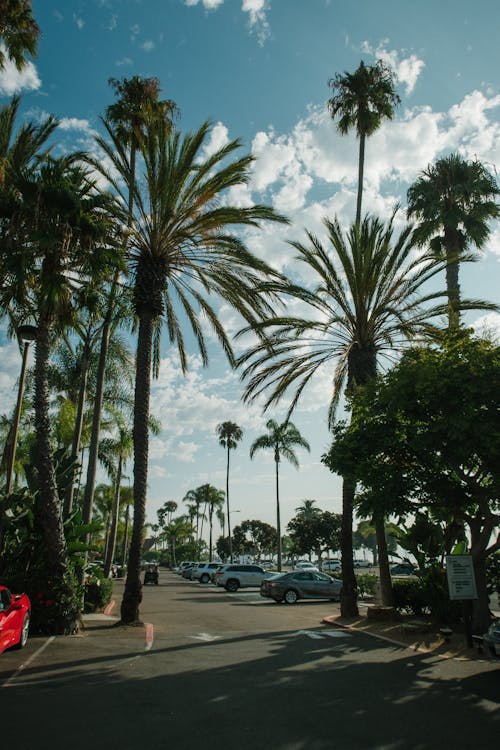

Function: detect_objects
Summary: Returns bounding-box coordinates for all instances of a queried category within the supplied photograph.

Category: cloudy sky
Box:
[1,0,499,539]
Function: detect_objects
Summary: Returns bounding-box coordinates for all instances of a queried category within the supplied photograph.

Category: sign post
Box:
[446,555,478,648]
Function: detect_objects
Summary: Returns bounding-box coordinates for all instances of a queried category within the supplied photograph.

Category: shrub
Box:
[84,575,113,613]
[355,573,378,598]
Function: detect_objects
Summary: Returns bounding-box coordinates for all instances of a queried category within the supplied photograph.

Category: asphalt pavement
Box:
[1,571,498,750]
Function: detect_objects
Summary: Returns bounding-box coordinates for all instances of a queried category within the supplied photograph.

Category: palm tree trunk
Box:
[121,502,130,567]
[64,343,90,518]
[375,515,394,606]
[121,311,155,624]
[209,505,213,561]
[444,228,461,329]
[340,476,359,617]
[104,453,122,578]
[226,445,233,562]
[275,458,282,571]
[356,131,366,225]
[34,318,77,631]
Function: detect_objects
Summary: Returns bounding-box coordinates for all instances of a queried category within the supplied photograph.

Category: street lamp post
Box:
[5,324,37,495]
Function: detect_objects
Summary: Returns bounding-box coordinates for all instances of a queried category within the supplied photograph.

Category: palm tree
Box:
[250,420,310,571]
[81,76,176,552]
[96,115,288,624]
[238,214,449,614]
[328,60,400,224]
[407,153,500,329]
[165,516,193,568]
[216,421,243,562]
[295,499,320,519]
[0,1,39,71]
[0,96,56,188]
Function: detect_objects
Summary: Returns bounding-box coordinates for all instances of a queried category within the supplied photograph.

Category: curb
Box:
[321,615,434,655]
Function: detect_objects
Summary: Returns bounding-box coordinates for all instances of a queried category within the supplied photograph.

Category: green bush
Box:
[84,575,113,613]
[355,573,378,598]
[392,578,427,615]
[392,568,461,623]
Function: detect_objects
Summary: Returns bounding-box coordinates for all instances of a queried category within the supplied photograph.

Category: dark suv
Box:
[214,564,270,592]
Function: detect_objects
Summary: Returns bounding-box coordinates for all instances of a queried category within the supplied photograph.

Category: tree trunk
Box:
[120,312,155,624]
[34,319,78,631]
[340,476,359,617]
[64,343,90,518]
[444,227,461,330]
[121,503,130,567]
[356,131,366,225]
[104,454,122,578]
[275,458,282,571]
[226,446,233,562]
[471,554,490,634]
[375,515,394,606]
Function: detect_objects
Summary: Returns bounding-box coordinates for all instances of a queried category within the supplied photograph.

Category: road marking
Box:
[1,635,55,688]
[187,632,221,642]
[145,622,154,651]
[296,630,324,639]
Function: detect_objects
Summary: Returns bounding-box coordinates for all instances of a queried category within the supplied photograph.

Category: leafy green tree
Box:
[0,0,39,71]
[250,420,310,571]
[239,214,447,614]
[327,60,400,224]
[216,421,243,562]
[0,156,119,630]
[327,332,500,633]
[233,519,277,561]
[407,153,499,329]
[287,510,341,563]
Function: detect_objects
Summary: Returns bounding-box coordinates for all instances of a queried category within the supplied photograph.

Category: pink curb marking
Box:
[145,622,154,650]
[103,599,116,616]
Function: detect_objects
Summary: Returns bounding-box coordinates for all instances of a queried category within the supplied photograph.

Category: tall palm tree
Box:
[250,420,310,571]
[165,516,193,568]
[96,116,288,624]
[216,421,243,562]
[328,60,400,224]
[0,96,56,187]
[407,153,500,329]
[81,77,176,550]
[0,156,119,628]
[0,1,39,71]
[195,484,225,561]
[295,499,320,519]
[238,214,449,615]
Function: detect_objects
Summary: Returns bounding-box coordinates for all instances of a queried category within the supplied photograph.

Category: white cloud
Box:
[115,57,133,67]
[141,40,155,52]
[74,16,85,30]
[361,40,425,96]
[58,117,98,137]
[184,0,271,44]
[201,121,230,159]
[0,46,41,95]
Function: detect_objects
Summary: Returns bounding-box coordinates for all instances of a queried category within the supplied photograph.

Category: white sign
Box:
[446,555,478,600]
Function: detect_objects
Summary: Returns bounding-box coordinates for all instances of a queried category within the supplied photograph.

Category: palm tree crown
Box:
[407,153,499,329]
[216,421,243,563]
[250,419,310,571]
[328,60,400,224]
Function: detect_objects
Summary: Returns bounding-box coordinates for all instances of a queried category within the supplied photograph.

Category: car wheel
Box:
[200,574,210,584]
[284,589,298,605]
[15,612,30,649]
[225,579,239,592]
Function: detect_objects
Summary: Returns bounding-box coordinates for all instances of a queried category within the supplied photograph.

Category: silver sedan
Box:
[260,571,342,604]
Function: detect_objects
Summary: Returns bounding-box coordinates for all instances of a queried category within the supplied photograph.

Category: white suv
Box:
[192,562,221,583]
[214,564,271,592]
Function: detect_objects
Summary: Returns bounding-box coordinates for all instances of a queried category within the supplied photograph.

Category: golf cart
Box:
[144,563,159,585]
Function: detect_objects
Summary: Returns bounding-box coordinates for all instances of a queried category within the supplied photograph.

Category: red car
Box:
[0,585,31,654]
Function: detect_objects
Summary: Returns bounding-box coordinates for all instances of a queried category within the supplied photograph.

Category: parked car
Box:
[483,618,500,657]
[260,571,343,604]
[175,561,195,574]
[213,564,271,592]
[390,563,416,576]
[182,563,200,580]
[192,562,222,583]
[293,561,319,572]
[322,560,341,571]
[353,559,371,568]
[0,586,30,654]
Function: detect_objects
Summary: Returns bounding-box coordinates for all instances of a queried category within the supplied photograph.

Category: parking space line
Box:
[2,636,55,688]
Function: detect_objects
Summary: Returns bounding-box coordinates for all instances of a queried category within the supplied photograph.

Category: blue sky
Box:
[1,0,499,540]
